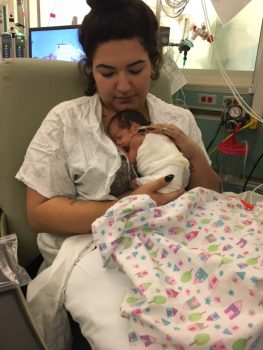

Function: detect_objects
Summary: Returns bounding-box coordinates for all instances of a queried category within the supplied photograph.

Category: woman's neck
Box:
[102,111,115,132]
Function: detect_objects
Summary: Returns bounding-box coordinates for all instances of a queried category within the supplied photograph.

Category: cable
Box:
[174,88,188,109]
[248,183,263,203]
[161,0,190,18]
[205,110,225,151]
[242,152,263,191]
[241,140,249,181]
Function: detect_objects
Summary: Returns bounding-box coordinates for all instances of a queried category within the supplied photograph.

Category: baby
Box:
[108,109,190,193]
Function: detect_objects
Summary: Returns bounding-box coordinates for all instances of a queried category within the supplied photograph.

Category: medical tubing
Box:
[241,140,249,181]
[201,0,263,124]
[249,183,263,203]
[161,0,190,18]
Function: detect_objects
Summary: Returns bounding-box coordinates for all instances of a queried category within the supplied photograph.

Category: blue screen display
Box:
[29,25,85,61]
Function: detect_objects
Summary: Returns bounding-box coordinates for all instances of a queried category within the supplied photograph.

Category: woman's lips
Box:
[115,96,135,104]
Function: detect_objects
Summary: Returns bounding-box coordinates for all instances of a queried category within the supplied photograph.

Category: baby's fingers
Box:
[132,174,175,195]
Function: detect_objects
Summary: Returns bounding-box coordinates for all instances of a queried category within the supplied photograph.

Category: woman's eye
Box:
[129,68,142,75]
[98,69,114,78]
[101,71,115,78]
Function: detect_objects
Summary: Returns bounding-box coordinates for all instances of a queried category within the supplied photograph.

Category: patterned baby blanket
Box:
[92,187,263,349]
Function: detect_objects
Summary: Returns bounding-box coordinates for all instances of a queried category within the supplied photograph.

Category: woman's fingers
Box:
[141,123,200,161]
[141,124,184,144]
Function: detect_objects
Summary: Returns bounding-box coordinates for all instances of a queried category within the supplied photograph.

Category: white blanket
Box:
[92,187,263,349]
[136,133,190,192]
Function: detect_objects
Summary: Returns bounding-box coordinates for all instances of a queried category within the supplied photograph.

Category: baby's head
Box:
[108,110,148,150]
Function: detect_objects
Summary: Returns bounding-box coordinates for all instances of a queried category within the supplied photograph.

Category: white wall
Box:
[38,0,89,27]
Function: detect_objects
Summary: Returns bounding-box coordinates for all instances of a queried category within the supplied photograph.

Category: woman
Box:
[16,0,221,348]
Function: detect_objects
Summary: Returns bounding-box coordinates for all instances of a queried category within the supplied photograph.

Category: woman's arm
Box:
[186,146,222,192]
[26,176,184,235]
[142,124,222,193]
[26,187,117,235]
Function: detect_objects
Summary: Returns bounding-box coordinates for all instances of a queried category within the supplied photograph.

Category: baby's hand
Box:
[131,175,184,206]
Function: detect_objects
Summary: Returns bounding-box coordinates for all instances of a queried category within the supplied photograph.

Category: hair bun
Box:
[86,0,104,9]
[87,0,129,10]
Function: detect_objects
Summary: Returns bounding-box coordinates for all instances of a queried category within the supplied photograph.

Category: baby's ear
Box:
[130,122,141,134]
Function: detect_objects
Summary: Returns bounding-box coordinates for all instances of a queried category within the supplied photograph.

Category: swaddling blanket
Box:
[92,187,263,350]
[136,133,190,192]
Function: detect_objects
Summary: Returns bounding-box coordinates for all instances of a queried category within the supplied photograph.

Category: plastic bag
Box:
[0,233,31,292]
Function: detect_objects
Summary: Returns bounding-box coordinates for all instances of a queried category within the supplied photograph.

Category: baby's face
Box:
[109,122,134,151]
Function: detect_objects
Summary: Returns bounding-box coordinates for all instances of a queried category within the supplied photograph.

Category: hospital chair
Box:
[0,287,47,349]
[0,58,172,349]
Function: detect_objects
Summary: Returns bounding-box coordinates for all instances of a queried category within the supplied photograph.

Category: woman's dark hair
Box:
[79,0,162,95]
[108,109,149,132]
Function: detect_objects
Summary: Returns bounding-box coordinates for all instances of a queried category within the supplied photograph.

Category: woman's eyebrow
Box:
[127,60,146,68]
[95,60,146,69]
[95,64,114,69]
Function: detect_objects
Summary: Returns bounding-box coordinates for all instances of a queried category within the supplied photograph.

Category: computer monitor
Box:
[28,25,85,61]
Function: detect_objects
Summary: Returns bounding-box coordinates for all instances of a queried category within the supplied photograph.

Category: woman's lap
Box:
[64,248,132,350]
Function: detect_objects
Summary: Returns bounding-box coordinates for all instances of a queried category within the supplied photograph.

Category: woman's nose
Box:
[116,72,131,92]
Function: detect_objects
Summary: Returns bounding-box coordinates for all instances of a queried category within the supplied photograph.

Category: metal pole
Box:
[36,0,41,27]
[156,0,162,23]
[251,19,263,118]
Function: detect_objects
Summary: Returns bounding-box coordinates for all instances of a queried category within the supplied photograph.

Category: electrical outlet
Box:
[223,95,239,106]
[198,94,217,105]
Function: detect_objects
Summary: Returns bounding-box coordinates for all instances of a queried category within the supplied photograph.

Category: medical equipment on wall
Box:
[217,124,249,184]
[1,29,25,58]
[0,0,27,59]
[14,30,25,57]
[200,0,263,126]
[191,23,213,42]
[159,0,263,126]
[177,23,213,66]
[1,32,12,57]
[224,104,250,131]
[163,22,213,66]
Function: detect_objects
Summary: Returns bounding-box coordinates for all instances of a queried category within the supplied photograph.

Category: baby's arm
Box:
[128,134,145,164]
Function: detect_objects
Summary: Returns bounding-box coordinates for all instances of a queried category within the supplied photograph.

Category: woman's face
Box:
[92,38,152,116]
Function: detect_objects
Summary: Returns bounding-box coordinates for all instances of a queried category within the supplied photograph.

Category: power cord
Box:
[242,152,263,191]
[206,110,225,152]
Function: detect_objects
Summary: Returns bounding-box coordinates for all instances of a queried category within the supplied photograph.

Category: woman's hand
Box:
[141,124,201,161]
[131,175,184,206]
[140,124,222,193]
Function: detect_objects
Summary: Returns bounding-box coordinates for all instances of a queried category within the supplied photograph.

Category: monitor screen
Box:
[29,25,85,61]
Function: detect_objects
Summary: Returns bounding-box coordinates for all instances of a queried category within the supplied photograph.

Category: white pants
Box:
[64,248,132,350]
